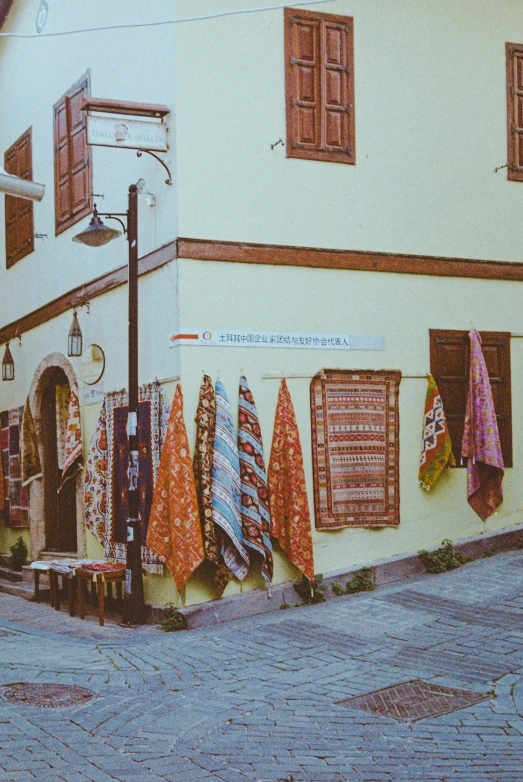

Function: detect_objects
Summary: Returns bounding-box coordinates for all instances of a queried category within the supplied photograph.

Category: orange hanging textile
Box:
[268,379,314,582]
[147,385,205,592]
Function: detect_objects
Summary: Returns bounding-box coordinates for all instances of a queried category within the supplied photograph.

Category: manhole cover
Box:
[1,683,94,709]
[337,679,489,721]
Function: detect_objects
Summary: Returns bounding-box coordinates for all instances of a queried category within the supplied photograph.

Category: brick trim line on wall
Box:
[3,236,523,345]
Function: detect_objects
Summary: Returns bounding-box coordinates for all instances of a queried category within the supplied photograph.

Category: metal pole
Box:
[122,183,146,625]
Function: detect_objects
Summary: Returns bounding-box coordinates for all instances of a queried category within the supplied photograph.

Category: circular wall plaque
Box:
[80,344,105,385]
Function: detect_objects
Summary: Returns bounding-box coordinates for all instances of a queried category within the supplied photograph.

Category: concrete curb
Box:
[146,522,523,629]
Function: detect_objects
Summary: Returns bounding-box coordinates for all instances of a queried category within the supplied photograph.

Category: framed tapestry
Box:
[310,369,401,529]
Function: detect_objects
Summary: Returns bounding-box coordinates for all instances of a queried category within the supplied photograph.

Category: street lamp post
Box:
[123,183,146,625]
[73,183,146,625]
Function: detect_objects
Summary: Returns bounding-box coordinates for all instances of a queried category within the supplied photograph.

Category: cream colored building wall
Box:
[175,257,523,590]
[173,0,523,261]
[0,0,178,327]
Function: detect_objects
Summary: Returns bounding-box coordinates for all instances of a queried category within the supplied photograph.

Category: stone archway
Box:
[26,353,85,560]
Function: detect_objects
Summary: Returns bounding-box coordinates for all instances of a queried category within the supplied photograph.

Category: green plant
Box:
[279,600,290,610]
[9,536,28,571]
[293,575,328,605]
[418,539,468,574]
[331,581,345,597]
[345,567,376,594]
[159,603,186,632]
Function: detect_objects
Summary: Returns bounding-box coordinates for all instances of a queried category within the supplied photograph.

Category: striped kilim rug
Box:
[310,369,401,529]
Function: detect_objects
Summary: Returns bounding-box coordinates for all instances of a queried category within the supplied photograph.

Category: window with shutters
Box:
[53,71,92,235]
[430,330,512,467]
[284,7,355,164]
[4,128,34,269]
[506,43,523,181]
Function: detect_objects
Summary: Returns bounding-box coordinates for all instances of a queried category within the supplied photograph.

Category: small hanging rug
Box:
[311,369,401,529]
[419,374,455,491]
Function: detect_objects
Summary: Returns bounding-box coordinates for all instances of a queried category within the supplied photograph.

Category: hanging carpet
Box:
[268,379,314,582]
[238,376,273,584]
[211,379,250,581]
[21,397,42,487]
[147,385,205,592]
[55,381,70,472]
[1,406,29,528]
[193,375,232,594]
[418,374,455,492]
[461,329,504,521]
[311,369,401,529]
[84,381,169,573]
[60,381,83,488]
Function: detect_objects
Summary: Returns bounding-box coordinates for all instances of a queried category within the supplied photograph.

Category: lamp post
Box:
[73,184,145,625]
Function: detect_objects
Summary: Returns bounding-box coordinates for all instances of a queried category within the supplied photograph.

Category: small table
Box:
[46,559,108,617]
[76,565,126,626]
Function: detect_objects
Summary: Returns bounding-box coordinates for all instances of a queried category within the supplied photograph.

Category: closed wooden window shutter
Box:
[506,43,523,182]
[430,330,512,467]
[285,8,355,164]
[54,71,92,235]
[4,128,34,269]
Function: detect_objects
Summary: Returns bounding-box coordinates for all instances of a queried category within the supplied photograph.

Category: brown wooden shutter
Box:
[506,43,523,182]
[54,71,92,235]
[285,8,355,164]
[430,330,512,467]
[4,128,34,269]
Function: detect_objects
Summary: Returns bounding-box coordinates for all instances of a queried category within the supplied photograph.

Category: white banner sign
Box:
[87,116,168,152]
[169,330,385,350]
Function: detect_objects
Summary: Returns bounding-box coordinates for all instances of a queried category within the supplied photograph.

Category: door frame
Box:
[26,353,85,559]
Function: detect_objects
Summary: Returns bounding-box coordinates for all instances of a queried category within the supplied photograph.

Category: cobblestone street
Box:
[2,551,523,781]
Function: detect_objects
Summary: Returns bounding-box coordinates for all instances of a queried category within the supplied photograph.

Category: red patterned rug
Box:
[311,369,401,529]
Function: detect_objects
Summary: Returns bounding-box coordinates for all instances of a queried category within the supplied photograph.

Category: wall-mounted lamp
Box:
[72,205,123,247]
[2,343,15,381]
[67,310,83,357]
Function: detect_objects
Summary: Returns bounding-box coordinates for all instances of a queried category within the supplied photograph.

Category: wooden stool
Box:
[76,568,125,626]
[48,568,77,616]
[29,561,51,603]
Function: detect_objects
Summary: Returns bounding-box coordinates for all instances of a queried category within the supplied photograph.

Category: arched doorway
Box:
[40,367,77,552]
[26,353,85,560]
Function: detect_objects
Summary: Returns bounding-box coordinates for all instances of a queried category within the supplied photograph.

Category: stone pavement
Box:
[2,552,523,781]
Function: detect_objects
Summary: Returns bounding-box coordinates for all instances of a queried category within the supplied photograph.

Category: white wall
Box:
[173,0,523,261]
[0,0,178,325]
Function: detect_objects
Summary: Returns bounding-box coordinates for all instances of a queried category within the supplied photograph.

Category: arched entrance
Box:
[41,367,77,552]
[26,353,85,560]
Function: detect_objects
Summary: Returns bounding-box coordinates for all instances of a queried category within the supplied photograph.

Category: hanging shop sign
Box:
[168,330,385,350]
[81,344,105,385]
[87,116,168,152]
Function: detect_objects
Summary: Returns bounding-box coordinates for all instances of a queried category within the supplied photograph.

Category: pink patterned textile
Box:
[461,330,504,521]
[60,381,83,488]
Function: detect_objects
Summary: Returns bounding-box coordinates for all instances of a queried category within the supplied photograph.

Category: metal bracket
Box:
[271,138,284,150]
[97,211,128,234]
[136,150,172,186]
[495,163,511,172]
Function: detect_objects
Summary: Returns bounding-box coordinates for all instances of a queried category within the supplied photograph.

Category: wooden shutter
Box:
[4,128,34,269]
[285,8,355,164]
[506,43,523,181]
[54,71,92,235]
[430,330,512,467]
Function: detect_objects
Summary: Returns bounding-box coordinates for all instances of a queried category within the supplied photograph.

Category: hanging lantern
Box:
[2,342,14,381]
[68,310,83,357]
